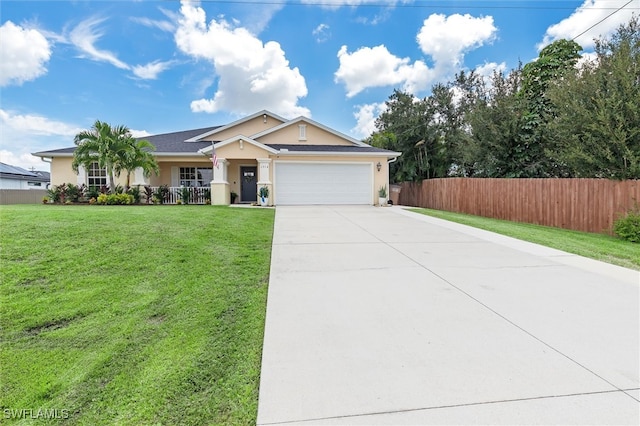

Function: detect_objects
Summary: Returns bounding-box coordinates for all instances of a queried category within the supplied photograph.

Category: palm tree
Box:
[72,120,159,191]
[116,138,160,188]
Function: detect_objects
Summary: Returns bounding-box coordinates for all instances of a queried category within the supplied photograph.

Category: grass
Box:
[409,208,640,271]
[0,204,275,425]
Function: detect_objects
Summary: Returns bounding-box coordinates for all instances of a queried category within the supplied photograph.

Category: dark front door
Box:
[240,166,257,202]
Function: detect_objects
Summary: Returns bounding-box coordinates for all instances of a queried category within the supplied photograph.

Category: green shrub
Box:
[95,193,133,205]
[613,210,640,243]
[127,186,141,204]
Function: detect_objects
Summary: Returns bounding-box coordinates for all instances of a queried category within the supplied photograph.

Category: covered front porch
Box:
[134,156,272,205]
[210,157,272,205]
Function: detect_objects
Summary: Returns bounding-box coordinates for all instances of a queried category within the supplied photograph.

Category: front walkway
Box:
[257,206,639,425]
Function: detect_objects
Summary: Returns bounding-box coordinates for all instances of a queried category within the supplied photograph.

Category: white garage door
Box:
[275,162,372,205]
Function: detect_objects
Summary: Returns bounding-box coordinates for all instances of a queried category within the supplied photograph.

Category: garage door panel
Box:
[275,163,372,205]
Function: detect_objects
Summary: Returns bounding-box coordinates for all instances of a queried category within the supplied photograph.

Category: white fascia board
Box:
[184,110,288,142]
[251,116,368,147]
[197,135,279,155]
[276,150,401,158]
[32,152,74,157]
[155,152,211,157]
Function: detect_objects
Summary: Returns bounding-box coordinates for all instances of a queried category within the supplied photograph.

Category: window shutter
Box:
[171,167,179,187]
[77,164,86,185]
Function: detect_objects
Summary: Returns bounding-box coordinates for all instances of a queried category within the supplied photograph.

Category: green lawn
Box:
[0,205,275,425]
[409,208,640,271]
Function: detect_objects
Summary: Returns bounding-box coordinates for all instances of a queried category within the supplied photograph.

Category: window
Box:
[87,162,107,188]
[179,167,213,187]
[27,181,42,187]
[298,124,307,141]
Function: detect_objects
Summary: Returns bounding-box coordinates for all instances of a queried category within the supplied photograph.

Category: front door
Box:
[240,166,257,202]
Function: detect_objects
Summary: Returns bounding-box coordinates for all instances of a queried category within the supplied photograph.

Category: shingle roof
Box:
[266,144,392,153]
[33,126,222,156]
[144,126,221,152]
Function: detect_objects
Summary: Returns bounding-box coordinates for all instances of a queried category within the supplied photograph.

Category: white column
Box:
[257,158,271,184]
[212,158,228,183]
[210,159,229,205]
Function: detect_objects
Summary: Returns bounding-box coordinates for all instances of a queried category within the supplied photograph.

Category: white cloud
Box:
[132,60,176,80]
[130,129,151,138]
[174,1,309,118]
[0,109,83,136]
[69,17,129,69]
[313,23,331,43]
[539,0,637,50]
[335,45,433,97]
[335,13,497,98]
[130,16,176,33]
[417,14,497,69]
[352,102,387,138]
[0,21,51,87]
[474,61,506,79]
[0,149,49,172]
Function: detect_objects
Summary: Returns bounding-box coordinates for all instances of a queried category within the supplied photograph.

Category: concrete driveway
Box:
[257,206,639,425]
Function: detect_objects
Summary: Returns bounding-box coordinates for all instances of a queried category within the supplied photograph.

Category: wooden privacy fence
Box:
[0,189,48,205]
[398,178,640,234]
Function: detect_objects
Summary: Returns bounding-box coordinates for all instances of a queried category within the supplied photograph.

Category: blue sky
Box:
[1,0,637,171]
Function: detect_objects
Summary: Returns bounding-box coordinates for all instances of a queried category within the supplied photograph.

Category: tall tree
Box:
[115,138,160,188]
[72,120,159,189]
[547,17,640,179]
[519,39,583,176]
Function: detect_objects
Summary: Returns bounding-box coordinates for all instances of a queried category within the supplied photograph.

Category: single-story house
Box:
[33,110,400,205]
[0,162,50,189]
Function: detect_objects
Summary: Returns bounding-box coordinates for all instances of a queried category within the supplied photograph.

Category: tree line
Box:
[368,17,639,182]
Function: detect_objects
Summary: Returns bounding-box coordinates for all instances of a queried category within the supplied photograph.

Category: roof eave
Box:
[276,150,401,157]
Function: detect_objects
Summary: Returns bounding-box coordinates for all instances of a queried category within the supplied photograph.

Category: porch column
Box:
[210,158,229,205]
[132,167,149,186]
[257,158,272,206]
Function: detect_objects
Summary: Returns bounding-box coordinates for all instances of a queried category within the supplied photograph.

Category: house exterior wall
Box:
[256,124,354,146]
[216,140,271,159]
[200,115,285,142]
[151,160,212,186]
[50,157,78,185]
[0,178,29,189]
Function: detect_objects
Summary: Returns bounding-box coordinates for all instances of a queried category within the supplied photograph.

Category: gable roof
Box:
[251,116,368,147]
[198,135,279,155]
[32,111,400,158]
[184,110,288,142]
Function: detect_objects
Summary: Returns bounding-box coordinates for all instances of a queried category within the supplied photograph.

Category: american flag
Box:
[211,142,219,168]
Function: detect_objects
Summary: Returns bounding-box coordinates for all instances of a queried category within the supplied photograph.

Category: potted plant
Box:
[378,185,388,206]
[258,186,269,206]
[230,191,238,204]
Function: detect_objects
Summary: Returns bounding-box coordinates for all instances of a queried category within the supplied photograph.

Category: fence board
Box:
[398,178,640,234]
[0,189,48,205]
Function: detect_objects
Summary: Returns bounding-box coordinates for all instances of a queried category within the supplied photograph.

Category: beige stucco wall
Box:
[200,115,285,142]
[151,160,211,186]
[256,124,354,146]
[50,157,127,187]
[216,140,272,159]
[50,157,77,185]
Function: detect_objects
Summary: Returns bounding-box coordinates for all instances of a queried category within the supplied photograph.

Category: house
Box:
[32,110,400,205]
[0,162,50,189]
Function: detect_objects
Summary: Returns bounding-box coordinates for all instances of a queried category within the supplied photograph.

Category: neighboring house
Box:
[32,110,400,205]
[0,162,50,189]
